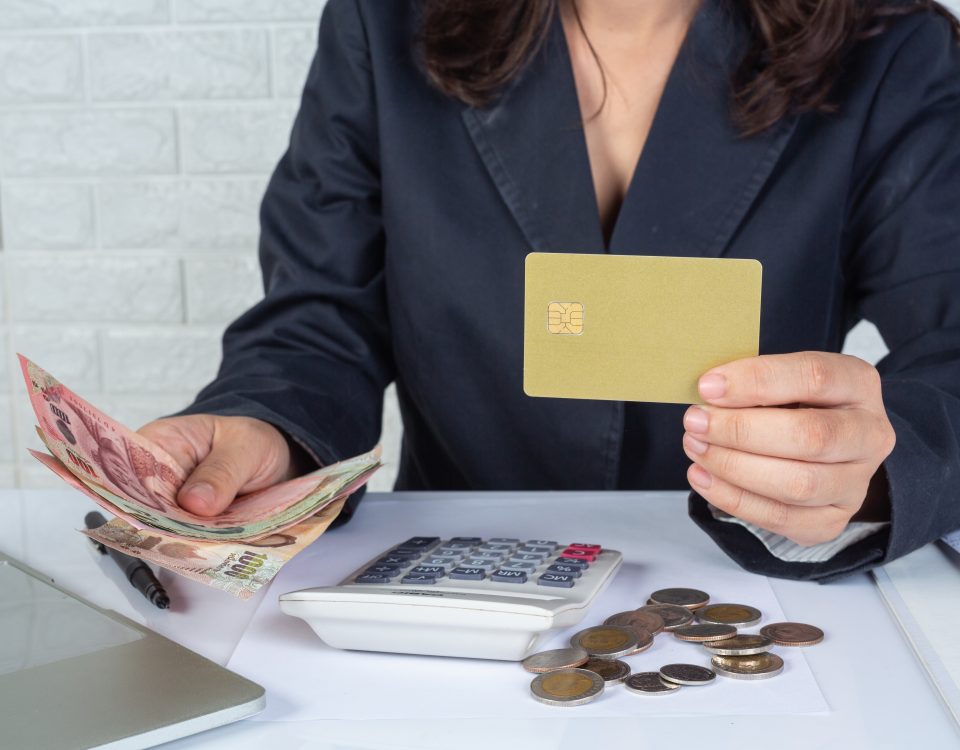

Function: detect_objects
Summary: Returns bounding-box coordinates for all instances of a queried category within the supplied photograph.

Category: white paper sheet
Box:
[226,493,829,720]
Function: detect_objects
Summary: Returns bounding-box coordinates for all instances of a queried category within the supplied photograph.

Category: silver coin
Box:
[649,587,710,609]
[703,634,773,656]
[624,672,681,695]
[570,625,639,659]
[521,647,590,673]
[711,653,784,680]
[581,658,631,685]
[659,663,716,686]
[696,603,762,627]
[637,604,694,630]
[530,668,605,706]
[672,624,738,642]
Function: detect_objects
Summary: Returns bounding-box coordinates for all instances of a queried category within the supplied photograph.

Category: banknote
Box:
[21,354,381,541]
[83,496,350,600]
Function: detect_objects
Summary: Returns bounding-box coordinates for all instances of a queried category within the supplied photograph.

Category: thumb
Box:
[177,445,254,517]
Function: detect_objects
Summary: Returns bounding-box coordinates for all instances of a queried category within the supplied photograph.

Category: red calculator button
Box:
[560,548,597,561]
[568,543,602,552]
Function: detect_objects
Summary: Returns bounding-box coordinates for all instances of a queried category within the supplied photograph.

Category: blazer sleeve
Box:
[691,14,960,582]
[179,0,393,474]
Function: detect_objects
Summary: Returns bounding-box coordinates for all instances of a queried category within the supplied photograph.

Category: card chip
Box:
[547,302,584,335]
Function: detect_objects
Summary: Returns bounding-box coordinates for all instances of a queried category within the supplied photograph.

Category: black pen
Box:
[84,511,170,609]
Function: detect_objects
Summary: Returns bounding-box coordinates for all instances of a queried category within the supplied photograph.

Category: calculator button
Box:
[355,574,391,584]
[383,549,420,559]
[511,552,546,562]
[555,557,590,568]
[442,541,476,550]
[525,540,558,548]
[560,548,597,561]
[545,564,582,577]
[365,564,402,576]
[401,574,438,584]
[477,544,513,553]
[378,555,415,566]
[409,566,446,578]
[518,544,554,554]
[400,536,441,549]
[435,548,467,558]
[538,573,576,588]
[501,560,537,571]
[422,556,459,568]
[449,537,483,543]
[461,558,498,571]
[488,538,520,544]
[491,569,528,583]
[449,567,486,580]
[568,543,602,552]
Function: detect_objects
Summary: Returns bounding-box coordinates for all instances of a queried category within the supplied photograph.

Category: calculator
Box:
[279,536,622,661]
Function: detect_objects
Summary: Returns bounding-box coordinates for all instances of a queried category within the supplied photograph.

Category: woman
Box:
[139,0,960,582]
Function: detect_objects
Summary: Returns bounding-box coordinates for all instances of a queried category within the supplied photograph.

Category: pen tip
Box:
[155,595,170,609]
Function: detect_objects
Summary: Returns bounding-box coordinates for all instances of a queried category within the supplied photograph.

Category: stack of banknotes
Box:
[18,355,381,599]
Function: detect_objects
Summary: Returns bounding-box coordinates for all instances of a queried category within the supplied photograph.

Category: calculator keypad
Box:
[352,537,603,589]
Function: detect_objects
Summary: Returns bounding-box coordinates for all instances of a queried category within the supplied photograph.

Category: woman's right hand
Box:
[137,415,297,517]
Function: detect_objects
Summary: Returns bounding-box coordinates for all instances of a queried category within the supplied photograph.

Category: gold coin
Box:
[530,668,605,706]
[672,624,738,642]
[696,603,762,627]
[760,622,824,647]
[711,653,784,680]
[570,625,639,658]
[702,634,773,656]
[649,588,710,610]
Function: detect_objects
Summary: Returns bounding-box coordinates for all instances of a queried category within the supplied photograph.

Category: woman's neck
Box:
[569,0,701,44]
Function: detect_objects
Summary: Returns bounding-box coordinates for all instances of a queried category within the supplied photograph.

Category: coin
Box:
[570,625,639,659]
[581,658,631,685]
[672,624,738,642]
[530,668,605,706]
[626,630,655,655]
[604,609,665,637]
[760,622,824,647]
[703,634,773,656]
[521,647,590,673]
[711,653,785,680]
[637,604,694,630]
[659,663,716,686]
[696,603,762,627]
[649,588,710,609]
[624,672,680,695]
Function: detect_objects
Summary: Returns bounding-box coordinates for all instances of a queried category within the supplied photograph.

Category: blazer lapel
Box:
[462,0,798,260]
[461,14,605,254]
[609,1,799,257]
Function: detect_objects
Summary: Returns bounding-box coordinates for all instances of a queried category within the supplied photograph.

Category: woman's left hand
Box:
[682,351,896,547]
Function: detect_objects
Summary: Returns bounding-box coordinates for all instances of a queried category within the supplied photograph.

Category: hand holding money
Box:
[18,354,381,598]
[138,414,302,517]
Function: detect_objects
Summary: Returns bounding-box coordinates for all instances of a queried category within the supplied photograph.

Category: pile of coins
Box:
[523,587,824,706]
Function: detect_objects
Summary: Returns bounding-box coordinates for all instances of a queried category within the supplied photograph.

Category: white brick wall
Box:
[0,0,956,491]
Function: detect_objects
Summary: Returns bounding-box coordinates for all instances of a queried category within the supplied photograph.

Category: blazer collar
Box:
[461,0,798,258]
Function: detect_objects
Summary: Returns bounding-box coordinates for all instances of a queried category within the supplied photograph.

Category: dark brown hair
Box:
[417,0,960,136]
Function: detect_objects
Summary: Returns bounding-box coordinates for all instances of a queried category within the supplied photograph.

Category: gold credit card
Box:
[523,253,762,404]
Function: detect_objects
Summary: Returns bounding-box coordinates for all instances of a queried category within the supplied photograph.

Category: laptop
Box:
[0,552,264,749]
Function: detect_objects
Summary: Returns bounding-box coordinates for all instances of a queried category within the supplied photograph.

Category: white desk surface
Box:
[2,489,957,750]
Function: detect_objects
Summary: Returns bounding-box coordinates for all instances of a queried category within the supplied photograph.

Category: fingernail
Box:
[182,482,215,509]
[684,406,709,434]
[689,464,713,489]
[684,433,709,455]
[699,373,726,400]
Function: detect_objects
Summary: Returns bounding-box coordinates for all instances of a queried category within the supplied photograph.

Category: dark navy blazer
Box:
[183,0,960,582]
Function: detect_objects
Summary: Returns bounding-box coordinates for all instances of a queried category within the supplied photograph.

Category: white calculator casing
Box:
[280,543,622,661]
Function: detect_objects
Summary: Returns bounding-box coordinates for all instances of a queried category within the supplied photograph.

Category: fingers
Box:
[698,352,881,408]
[686,464,852,547]
[684,404,887,463]
[177,432,257,517]
[682,435,869,510]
